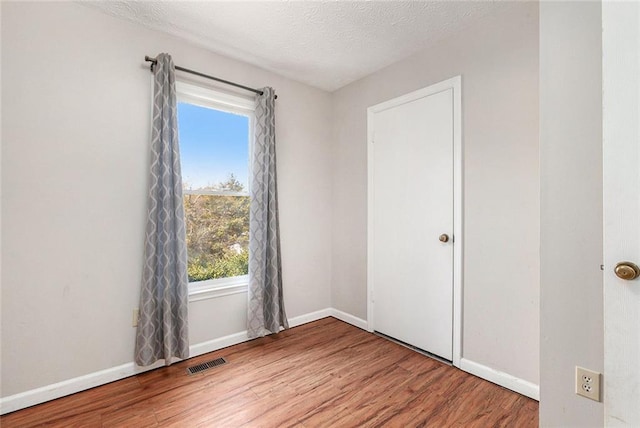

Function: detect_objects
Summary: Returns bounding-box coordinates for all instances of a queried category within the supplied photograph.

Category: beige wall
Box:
[1,1,332,396]
[3,0,549,409]
[330,3,540,386]
[539,2,604,426]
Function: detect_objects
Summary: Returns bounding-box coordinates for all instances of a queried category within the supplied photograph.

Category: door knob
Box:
[614,262,640,280]
[439,234,450,243]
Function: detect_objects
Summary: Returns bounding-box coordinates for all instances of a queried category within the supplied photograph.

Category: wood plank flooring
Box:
[0,317,538,427]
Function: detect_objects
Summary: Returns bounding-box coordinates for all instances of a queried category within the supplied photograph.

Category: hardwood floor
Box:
[1,318,538,427]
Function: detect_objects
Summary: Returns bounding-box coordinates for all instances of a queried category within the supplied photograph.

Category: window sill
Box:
[188,276,248,302]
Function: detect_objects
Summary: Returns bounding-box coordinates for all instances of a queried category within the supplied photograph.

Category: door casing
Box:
[366,76,463,367]
[603,3,640,424]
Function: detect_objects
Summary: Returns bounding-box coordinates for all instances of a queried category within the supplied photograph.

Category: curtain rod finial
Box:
[144,55,157,72]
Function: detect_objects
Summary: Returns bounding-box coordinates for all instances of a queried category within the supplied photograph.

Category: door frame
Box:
[366,75,463,367]
[602,2,639,424]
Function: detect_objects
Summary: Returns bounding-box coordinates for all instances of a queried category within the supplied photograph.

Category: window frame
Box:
[175,80,255,302]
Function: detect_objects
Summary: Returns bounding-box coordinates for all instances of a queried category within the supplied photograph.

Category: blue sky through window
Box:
[177,102,249,191]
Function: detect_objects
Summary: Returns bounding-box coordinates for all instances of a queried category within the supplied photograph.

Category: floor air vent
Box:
[186,357,227,375]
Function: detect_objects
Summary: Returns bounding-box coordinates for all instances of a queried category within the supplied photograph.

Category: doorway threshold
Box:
[373,331,453,366]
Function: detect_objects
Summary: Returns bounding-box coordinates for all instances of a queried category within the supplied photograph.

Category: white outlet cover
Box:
[132,308,139,327]
[576,366,601,402]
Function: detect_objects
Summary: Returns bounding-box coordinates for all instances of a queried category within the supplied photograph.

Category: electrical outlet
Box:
[576,366,601,401]
[132,308,139,327]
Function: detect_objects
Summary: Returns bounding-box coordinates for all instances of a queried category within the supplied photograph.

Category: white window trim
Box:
[188,275,249,302]
[183,189,248,197]
[176,81,257,115]
[176,80,255,301]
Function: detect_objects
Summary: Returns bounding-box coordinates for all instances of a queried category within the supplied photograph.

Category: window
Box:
[176,81,255,300]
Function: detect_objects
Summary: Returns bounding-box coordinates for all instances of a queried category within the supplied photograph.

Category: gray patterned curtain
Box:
[248,87,288,338]
[135,53,189,366]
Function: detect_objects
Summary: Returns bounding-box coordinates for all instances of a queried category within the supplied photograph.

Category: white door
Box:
[603,3,640,425]
[367,77,461,362]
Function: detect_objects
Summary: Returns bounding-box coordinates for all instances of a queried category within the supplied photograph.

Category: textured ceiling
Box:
[86,1,515,92]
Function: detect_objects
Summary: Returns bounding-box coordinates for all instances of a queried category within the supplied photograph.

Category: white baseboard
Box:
[190,308,334,358]
[330,308,368,330]
[0,308,340,415]
[459,358,539,401]
[0,360,165,415]
[0,331,248,415]
[188,330,250,358]
[1,310,539,414]
[289,308,333,327]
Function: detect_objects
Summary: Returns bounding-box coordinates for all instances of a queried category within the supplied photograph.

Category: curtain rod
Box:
[144,55,277,99]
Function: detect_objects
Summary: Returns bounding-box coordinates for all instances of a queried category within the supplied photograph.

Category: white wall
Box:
[1,1,332,398]
[0,0,3,399]
[331,3,540,387]
[3,0,548,411]
[539,2,604,426]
